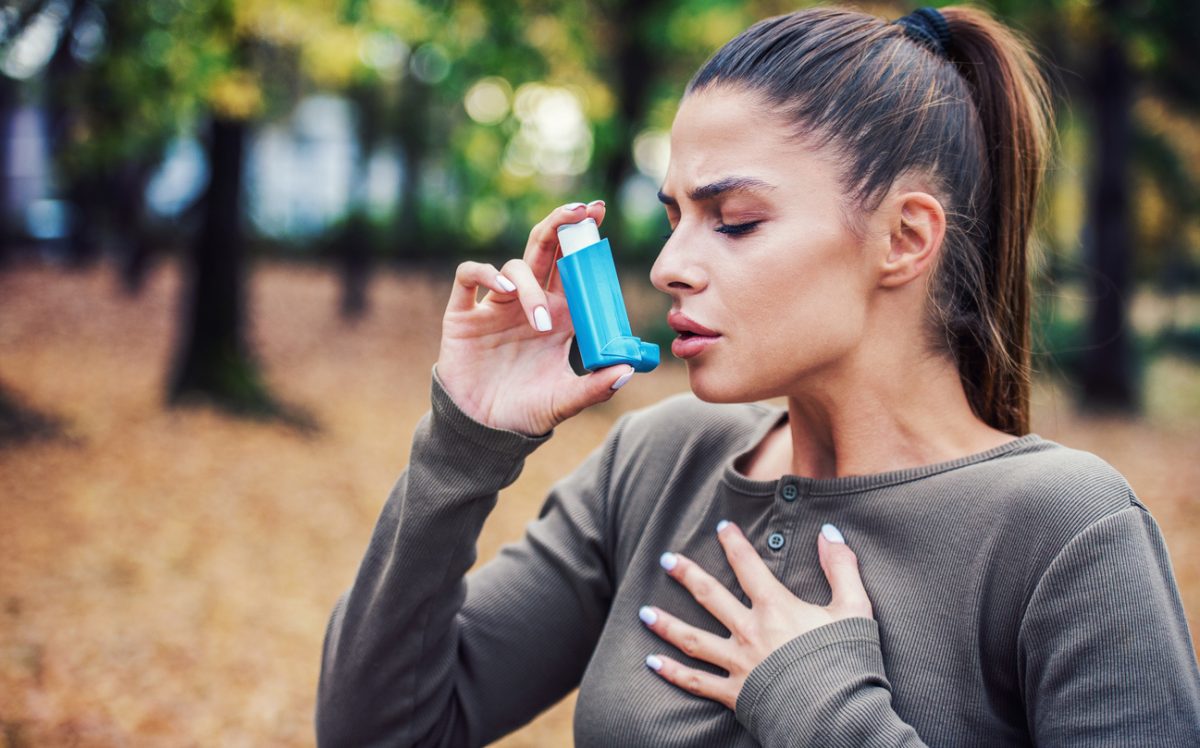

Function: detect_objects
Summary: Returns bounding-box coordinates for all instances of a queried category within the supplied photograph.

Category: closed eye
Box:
[662,221,762,241]
[716,221,761,236]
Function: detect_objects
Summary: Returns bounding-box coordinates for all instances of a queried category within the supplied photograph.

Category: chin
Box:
[685,357,799,404]
[685,365,762,404]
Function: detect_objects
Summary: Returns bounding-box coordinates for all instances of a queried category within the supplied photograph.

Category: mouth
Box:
[669,322,722,360]
[667,310,721,338]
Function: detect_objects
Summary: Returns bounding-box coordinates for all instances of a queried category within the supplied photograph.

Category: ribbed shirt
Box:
[315,365,1200,747]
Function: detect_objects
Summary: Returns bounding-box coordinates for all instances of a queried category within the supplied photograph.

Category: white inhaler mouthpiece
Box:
[556,218,600,256]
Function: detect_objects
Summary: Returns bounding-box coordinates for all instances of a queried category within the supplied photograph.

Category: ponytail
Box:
[688,5,1055,435]
[940,6,1054,435]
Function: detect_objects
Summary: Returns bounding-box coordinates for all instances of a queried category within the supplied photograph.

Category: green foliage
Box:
[6,0,1200,282]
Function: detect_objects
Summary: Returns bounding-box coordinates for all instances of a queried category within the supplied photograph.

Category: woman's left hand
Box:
[639,521,874,711]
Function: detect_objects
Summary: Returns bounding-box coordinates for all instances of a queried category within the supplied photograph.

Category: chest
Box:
[575,476,1032,746]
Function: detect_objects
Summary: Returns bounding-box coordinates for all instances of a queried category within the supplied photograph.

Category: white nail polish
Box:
[562,202,586,211]
[611,369,634,391]
[638,606,657,625]
[496,274,516,292]
[534,306,552,331]
[716,519,729,533]
[645,655,663,671]
[821,523,845,544]
[659,552,677,571]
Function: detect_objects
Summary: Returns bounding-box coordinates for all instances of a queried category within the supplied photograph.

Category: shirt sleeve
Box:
[315,364,622,748]
[734,616,929,747]
[1018,500,1200,745]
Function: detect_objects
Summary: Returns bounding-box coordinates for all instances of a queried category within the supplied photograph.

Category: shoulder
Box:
[975,435,1144,554]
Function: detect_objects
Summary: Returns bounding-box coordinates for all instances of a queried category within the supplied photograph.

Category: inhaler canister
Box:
[555,218,659,373]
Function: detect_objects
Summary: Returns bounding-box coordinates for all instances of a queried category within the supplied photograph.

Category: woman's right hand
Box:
[434,201,636,436]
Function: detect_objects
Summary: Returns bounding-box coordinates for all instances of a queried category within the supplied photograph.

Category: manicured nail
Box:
[587,199,605,207]
[562,202,586,211]
[496,274,516,292]
[534,306,552,331]
[659,552,677,571]
[821,523,845,544]
[611,367,634,391]
[716,519,729,533]
[645,655,663,671]
[638,606,657,625]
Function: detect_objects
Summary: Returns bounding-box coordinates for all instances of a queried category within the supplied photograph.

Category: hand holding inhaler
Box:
[436,201,656,437]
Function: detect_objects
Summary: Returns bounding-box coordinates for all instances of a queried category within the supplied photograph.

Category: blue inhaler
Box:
[555,218,659,373]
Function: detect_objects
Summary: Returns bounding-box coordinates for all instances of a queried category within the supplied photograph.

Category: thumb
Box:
[558,364,635,418]
[817,524,874,620]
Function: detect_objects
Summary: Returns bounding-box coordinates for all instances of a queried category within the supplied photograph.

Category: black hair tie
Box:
[894,7,952,59]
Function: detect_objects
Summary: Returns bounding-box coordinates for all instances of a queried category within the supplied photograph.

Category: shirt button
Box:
[767,532,786,551]
[781,484,798,501]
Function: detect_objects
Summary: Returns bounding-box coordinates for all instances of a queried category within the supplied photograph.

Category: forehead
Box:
[665,86,832,191]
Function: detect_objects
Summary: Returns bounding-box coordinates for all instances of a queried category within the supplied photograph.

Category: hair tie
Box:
[893,7,952,59]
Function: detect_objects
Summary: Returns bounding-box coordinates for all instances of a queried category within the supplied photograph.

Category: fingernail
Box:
[534,305,552,331]
[638,606,657,625]
[821,523,845,544]
[610,367,634,391]
[496,274,516,292]
[659,552,677,571]
[562,202,586,211]
[587,199,605,207]
[716,519,729,533]
[645,654,663,671]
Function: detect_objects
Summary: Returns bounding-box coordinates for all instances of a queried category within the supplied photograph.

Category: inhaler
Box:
[555,218,660,373]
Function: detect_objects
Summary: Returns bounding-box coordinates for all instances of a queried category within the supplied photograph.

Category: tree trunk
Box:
[0,76,15,268]
[117,160,157,294]
[168,115,272,413]
[395,79,430,260]
[1081,0,1137,410]
[599,0,663,259]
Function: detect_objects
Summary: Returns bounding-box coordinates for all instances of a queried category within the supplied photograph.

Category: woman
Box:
[316,6,1200,746]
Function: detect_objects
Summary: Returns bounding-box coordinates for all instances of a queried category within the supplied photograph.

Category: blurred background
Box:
[1,0,1197,745]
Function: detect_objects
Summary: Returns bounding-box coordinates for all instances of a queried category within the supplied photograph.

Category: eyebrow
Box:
[656,176,777,206]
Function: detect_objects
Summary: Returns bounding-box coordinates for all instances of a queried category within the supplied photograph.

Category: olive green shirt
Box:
[316,365,1200,746]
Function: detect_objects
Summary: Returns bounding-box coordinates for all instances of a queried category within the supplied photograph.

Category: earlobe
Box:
[880,193,944,288]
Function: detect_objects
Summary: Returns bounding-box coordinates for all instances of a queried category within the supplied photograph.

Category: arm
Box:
[1018,499,1200,745]
[733,614,928,748]
[315,364,622,747]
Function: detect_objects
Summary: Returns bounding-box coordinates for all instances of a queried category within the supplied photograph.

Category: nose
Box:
[649,232,707,296]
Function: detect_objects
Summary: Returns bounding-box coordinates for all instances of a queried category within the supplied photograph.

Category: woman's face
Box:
[650,85,881,403]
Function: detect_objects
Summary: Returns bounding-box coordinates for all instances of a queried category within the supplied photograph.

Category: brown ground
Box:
[1,260,1197,747]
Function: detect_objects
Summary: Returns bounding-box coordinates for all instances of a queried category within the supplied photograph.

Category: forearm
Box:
[736,618,929,748]
[316,365,551,747]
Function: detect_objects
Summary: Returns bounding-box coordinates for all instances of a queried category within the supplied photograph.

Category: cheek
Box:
[738,256,868,366]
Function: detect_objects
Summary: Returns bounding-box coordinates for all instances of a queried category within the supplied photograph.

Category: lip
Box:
[667,310,721,360]
[667,310,720,337]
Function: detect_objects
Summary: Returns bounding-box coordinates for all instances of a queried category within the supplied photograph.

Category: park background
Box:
[1,0,1198,745]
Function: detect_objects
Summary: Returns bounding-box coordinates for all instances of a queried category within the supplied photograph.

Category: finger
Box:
[551,364,636,422]
[447,261,515,313]
[817,524,874,619]
[715,520,787,603]
[638,605,733,671]
[659,551,749,633]
[524,202,590,288]
[498,258,554,333]
[644,653,737,710]
[586,199,607,229]
[546,199,607,296]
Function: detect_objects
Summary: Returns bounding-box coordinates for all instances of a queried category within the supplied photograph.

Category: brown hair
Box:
[686,6,1053,435]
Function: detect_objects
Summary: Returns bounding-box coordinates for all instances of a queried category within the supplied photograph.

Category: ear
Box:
[879,192,945,288]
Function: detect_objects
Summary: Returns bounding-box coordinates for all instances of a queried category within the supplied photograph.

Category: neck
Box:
[776,347,1015,480]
